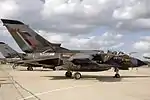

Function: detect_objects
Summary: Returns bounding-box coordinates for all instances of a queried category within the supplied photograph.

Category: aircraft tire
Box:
[74,72,81,80]
[27,66,33,71]
[53,67,56,71]
[65,71,72,78]
[114,73,120,78]
[27,67,29,70]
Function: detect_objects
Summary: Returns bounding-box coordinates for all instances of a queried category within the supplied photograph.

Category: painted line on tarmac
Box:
[18,84,93,100]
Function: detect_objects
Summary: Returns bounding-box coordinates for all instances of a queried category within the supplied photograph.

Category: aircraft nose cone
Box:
[137,59,147,67]
[131,58,147,67]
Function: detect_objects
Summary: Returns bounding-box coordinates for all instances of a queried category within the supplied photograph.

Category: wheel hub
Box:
[76,74,80,79]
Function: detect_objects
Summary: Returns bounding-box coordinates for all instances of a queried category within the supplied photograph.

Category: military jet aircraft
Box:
[0,19,105,54]
[1,19,104,71]
[0,41,63,70]
[1,19,147,79]
[62,52,147,79]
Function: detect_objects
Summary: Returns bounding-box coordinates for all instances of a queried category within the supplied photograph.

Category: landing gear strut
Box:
[27,66,33,71]
[12,64,17,69]
[113,67,120,78]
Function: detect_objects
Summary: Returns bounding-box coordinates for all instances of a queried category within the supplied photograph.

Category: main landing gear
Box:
[52,67,56,71]
[113,68,120,78]
[74,72,81,79]
[65,71,82,79]
[65,68,121,80]
[65,71,72,78]
[27,66,33,71]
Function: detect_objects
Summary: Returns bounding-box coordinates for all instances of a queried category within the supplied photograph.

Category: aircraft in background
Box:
[0,41,63,71]
[0,42,24,63]
[0,58,6,64]
[1,19,147,79]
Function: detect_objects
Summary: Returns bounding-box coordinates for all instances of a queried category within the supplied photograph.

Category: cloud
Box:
[40,0,45,3]
[143,53,150,57]
[133,36,150,52]
[0,0,18,18]
[134,41,150,52]
[111,43,124,49]
[38,30,124,50]
[133,35,150,59]
[113,0,150,20]
[39,0,150,34]
[1,0,150,34]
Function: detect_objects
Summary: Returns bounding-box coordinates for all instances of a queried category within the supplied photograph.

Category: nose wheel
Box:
[113,67,120,78]
[114,73,120,78]
[12,64,17,69]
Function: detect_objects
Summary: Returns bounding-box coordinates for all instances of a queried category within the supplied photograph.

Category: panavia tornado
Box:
[0,42,24,63]
[1,19,147,79]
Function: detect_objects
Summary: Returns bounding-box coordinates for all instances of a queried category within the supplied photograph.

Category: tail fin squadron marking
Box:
[4,25,33,53]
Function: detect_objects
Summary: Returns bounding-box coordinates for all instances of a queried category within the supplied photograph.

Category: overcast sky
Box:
[0,0,150,60]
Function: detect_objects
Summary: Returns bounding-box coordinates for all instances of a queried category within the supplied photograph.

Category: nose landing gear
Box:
[113,67,120,78]
[12,64,17,69]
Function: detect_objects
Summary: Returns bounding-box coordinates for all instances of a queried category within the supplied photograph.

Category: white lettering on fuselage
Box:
[62,54,71,57]
[40,53,55,56]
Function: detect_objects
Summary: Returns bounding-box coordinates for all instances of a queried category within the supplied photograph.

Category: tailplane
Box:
[0,42,21,58]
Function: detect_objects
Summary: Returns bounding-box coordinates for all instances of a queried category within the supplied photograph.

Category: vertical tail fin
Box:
[0,42,20,58]
[1,19,55,53]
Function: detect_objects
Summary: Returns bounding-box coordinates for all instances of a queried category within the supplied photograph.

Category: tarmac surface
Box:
[0,64,150,100]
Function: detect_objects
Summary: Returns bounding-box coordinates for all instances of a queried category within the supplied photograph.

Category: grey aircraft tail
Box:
[1,19,62,53]
[0,42,24,58]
